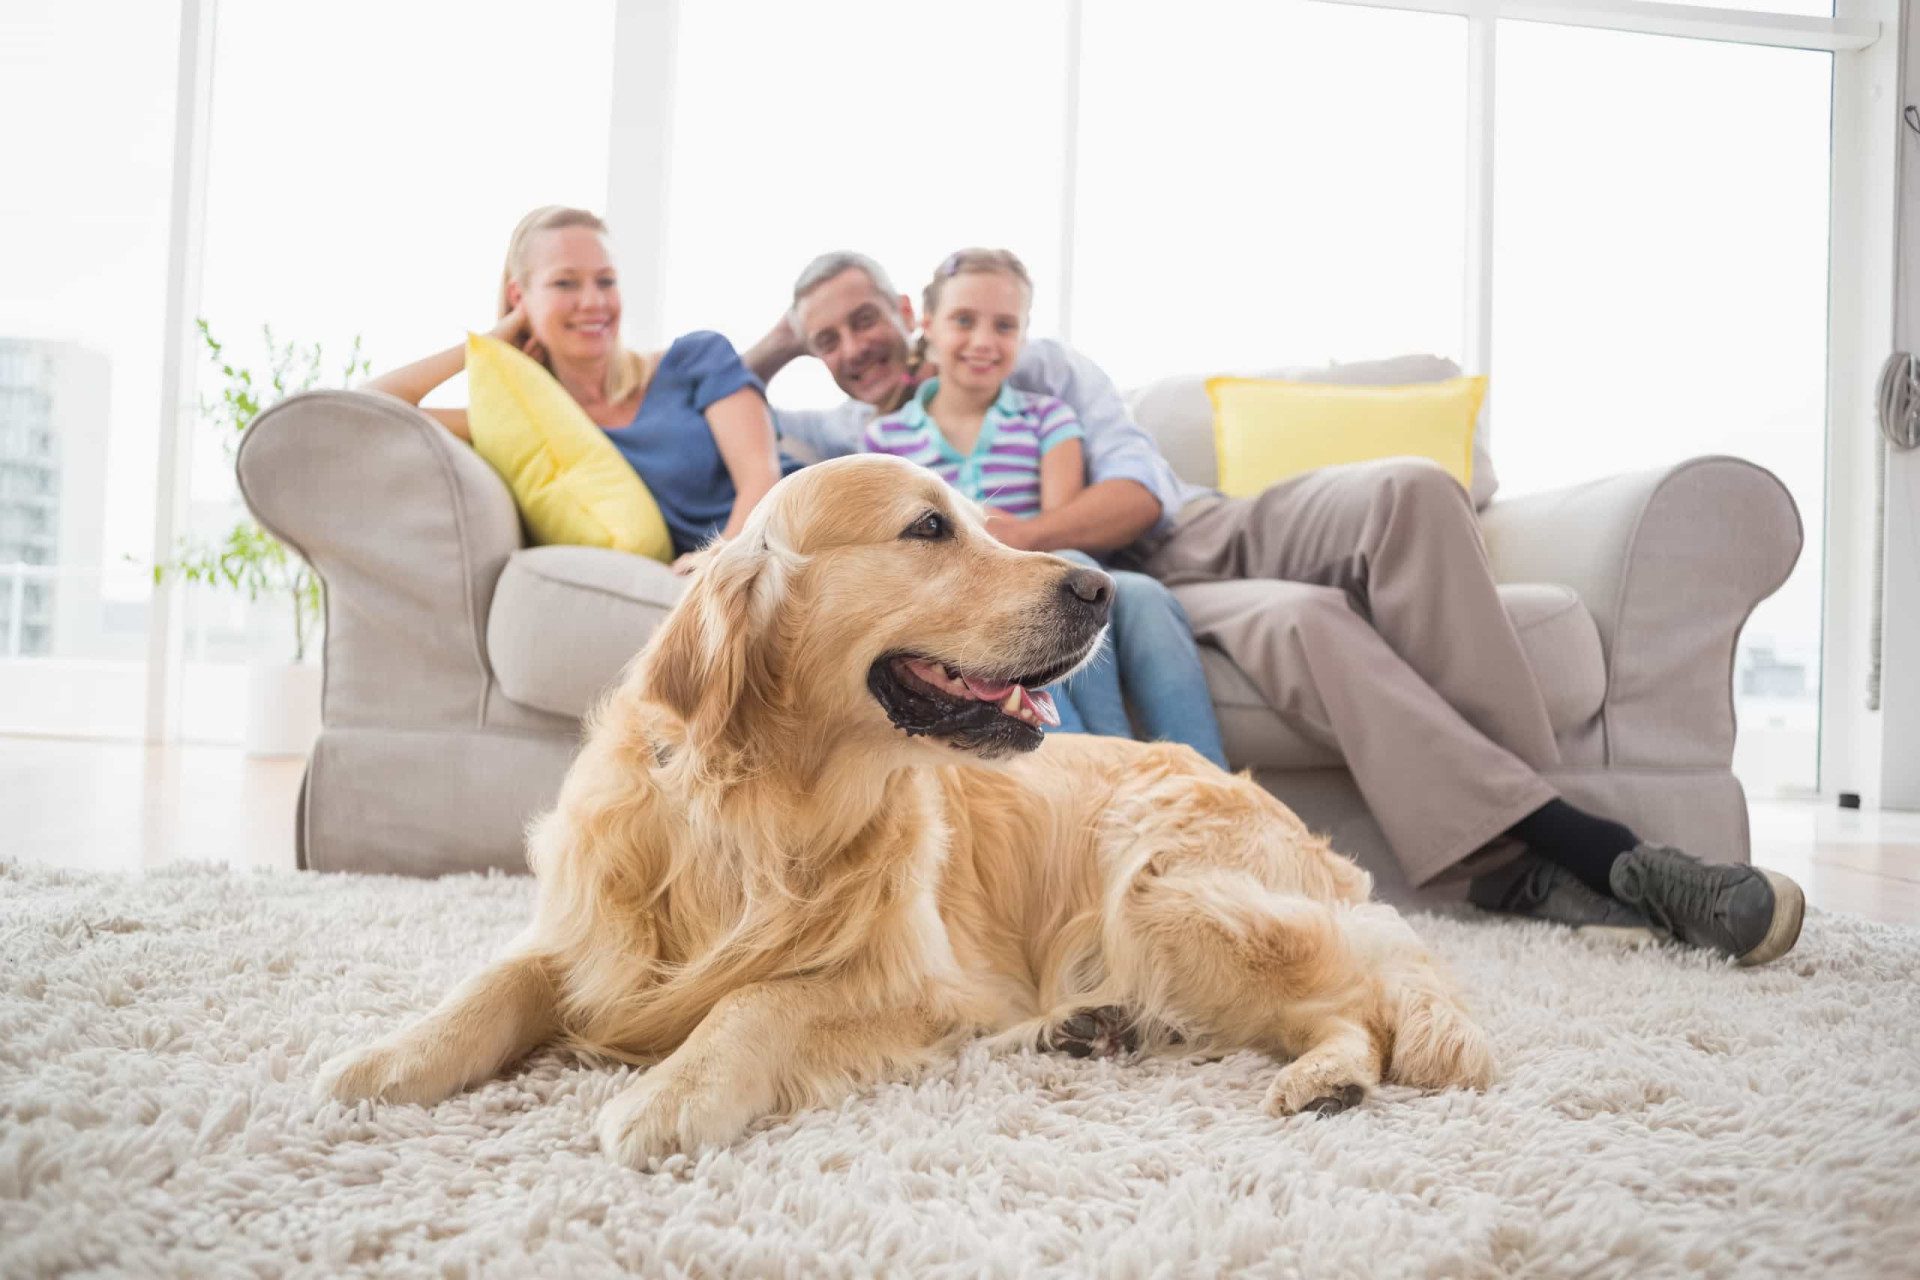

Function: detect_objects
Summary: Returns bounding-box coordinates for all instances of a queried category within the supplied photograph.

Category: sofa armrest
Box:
[236,389,525,731]
[1478,456,1802,768]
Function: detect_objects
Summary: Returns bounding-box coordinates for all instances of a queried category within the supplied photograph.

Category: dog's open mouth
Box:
[868,649,1088,756]
[897,657,1061,729]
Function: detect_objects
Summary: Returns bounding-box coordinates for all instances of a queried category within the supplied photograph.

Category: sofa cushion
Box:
[1200,645,1341,770]
[1500,583,1608,730]
[494,542,1608,775]
[1128,354,1500,509]
[1205,374,1486,499]
[488,545,687,719]
[1201,582,1605,770]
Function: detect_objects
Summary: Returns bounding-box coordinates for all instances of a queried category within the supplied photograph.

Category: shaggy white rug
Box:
[3,861,1918,1279]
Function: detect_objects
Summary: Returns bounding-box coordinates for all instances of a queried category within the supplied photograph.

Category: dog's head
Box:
[641,455,1111,767]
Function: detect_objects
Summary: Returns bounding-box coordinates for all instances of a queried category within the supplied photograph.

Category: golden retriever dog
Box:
[319,455,1494,1164]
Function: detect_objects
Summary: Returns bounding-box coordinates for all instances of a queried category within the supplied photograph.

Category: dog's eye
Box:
[902,511,952,542]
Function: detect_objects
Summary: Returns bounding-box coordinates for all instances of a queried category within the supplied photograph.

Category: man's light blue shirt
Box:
[771,338,1205,539]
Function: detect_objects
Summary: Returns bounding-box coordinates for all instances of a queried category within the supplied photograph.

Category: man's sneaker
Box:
[1468,853,1657,939]
[1608,845,1805,966]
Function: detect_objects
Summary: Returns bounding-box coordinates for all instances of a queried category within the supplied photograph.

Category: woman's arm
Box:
[707,387,785,540]
[364,344,473,440]
[1039,437,1086,514]
[362,306,535,442]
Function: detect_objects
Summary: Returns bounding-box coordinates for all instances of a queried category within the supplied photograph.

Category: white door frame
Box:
[1820,0,1905,806]
[1859,0,1920,807]
[1891,0,1920,807]
[144,0,217,745]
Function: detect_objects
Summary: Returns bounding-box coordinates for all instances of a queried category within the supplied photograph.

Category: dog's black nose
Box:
[1061,566,1114,622]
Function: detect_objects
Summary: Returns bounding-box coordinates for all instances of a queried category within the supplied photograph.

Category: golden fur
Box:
[319,455,1495,1164]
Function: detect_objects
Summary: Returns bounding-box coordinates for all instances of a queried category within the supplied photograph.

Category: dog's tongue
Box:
[961,675,1014,700]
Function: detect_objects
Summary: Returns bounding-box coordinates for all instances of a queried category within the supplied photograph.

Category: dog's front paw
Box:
[1264,1067,1369,1119]
[597,1070,754,1167]
[315,1038,449,1108]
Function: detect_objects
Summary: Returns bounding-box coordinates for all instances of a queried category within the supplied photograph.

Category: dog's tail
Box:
[1384,961,1497,1092]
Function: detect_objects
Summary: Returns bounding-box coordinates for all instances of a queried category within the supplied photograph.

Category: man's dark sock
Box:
[1504,799,1639,896]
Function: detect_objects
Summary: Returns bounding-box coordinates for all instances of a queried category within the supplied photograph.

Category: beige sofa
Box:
[236,359,1801,902]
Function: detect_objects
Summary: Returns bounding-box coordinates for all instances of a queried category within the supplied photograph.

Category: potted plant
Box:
[154,320,368,757]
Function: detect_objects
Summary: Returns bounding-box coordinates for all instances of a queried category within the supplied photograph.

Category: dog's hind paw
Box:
[1042,1005,1138,1059]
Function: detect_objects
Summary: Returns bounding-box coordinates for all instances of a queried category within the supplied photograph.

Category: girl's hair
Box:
[500,205,655,406]
[909,247,1034,379]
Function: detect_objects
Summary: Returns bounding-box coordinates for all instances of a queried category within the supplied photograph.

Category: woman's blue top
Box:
[602,331,803,556]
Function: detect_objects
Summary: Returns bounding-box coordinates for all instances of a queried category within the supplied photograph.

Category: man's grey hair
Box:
[788,251,901,333]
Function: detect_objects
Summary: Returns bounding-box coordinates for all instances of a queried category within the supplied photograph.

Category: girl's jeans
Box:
[1042,550,1229,770]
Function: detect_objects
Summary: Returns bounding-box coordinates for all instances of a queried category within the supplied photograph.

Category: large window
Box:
[182,0,616,739]
[1492,22,1832,793]
[200,0,615,390]
[1071,0,1468,385]
[0,4,182,735]
[663,0,1071,408]
[2,0,1856,792]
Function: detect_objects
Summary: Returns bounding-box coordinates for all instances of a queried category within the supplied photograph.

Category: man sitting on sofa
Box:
[745,250,1804,967]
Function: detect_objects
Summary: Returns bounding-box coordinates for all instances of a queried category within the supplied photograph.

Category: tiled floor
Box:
[1746,797,1920,925]
[3,735,1918,926]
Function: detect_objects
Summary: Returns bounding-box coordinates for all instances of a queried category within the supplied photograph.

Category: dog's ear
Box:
[642,537,777,749]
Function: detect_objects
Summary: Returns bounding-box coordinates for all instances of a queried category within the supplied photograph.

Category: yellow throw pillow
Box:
[464,333,673,562]
[1205,375,1486,499]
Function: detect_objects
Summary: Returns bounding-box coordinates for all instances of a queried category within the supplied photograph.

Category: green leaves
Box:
[194,319,371,467]
[151,320,372,661]
[152,522,284,603]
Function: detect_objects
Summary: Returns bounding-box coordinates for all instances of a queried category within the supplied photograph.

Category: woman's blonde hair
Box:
[909,248,1034,379]
[501,205,655,407]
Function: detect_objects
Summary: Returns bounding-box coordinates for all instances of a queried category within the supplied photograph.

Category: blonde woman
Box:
[367,206,798,570]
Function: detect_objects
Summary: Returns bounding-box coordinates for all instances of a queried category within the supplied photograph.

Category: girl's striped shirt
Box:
[862,378,1083,518]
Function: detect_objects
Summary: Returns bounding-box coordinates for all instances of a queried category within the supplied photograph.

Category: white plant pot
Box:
[244,660,322,759]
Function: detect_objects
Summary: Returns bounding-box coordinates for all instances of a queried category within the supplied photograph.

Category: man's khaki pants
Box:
[1139,458,1559,886]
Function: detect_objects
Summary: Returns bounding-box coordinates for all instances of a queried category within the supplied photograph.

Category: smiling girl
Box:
[861,249,1228,768]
